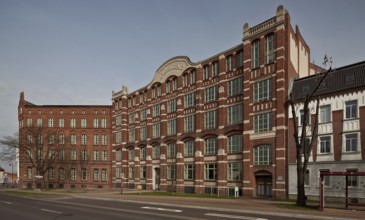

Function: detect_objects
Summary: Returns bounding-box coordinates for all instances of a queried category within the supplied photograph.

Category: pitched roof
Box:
[291,60,365,100]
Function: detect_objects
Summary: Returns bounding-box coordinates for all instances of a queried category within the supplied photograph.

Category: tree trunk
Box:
[296,147,306,206]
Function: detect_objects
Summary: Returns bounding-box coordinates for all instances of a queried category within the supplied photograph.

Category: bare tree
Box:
[288,57,332,207]
[0,133,18,164]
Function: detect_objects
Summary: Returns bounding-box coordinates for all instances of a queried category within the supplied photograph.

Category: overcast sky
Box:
[1,0,365,171]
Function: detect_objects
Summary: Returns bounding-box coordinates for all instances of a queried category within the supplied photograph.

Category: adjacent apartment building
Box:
[288,61,365,200]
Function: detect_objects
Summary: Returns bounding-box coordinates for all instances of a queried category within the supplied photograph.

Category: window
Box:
[205,138,216,156]
[81,134,87,145]
[93,169,99,181]
[236,50,243,68]
[228,162,242,181]
[203,65,209,80]
[254,145,272,165]
[212,61,219,77]
[252,40,260,68]
[167,143,176,158]
[129,149,135,161]
[153,104,160,117]
[167,119,176,135]
[228,104,242,125]
[319,105,331,123]
[319,136,331,153]
[166,81,171,93]
[101,118,107,128]
[101,134,107,145]
[49,134,55,145]
[94,150,99,160]
[70,118,76,128]
[81,150,88,160]
[116,166,122,179]
[59,168,65,180]
[254,78,272,102]
[228,77,242,97]
[184,140,194,157]
[184,164,195,180]
[345,133,358,152]
[304,169,310,186]
[93,118,99,128]
[152,123,160,138]
[299,109,310,126]
[205,163,217,180]
[167,99,176,113]
[140,166,146,179]
[59,118,64,128]
[48,118,54,128]
[347,169,358,187]
[265,34,275,64]
[167,165,176,180]
[184,115,195,132]
[116,115,122,126]
[94,134,99,145]
[153,145,160,159]
[157,84,162,96]
[58,133,64,145]
[184,92,195,108]
[140,147,146,160]
[129,165,134,178]
[140,126,147,140]
[71,168,76,180]
[81,118,87,128]
[345,100,358,119]
[228,135,242,154]
[48,168,54,179]
[254,112,272,133]
[205,110,216,129]
[191,70,196,84]
[129,112,136,124]
[204,86,217,103]
[226,55,233,72]
[183,74,188,87]
[116,150,122,161]
[140,109,147,121]
[101,169,107,181]
[59,149,64,160]
[81,168,87,181]
[319,169,330,187]
[27,118,32,127]
[129,129,135,142]
[27,167,32,179]
[102,150,107,161]
[71,149,77,160]
[37,118,43,127]
[172,77,177,91]
[116,131,122,144]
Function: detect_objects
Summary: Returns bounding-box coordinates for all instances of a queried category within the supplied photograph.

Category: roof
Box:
[0,167,5,172]
[291,60,365,100]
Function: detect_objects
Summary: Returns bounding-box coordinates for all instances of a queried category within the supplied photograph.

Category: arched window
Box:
[205,137,217,156]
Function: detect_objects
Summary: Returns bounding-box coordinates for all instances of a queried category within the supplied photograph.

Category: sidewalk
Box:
[4,188,364,220]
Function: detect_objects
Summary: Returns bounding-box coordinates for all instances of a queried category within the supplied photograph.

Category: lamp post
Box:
[8,161,13,184]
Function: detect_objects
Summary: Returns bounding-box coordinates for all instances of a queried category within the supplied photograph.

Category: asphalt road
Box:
[0,192,310,220]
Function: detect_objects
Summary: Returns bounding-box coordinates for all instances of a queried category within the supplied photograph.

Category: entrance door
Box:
[256,175,272,197]
[154,167,160,190]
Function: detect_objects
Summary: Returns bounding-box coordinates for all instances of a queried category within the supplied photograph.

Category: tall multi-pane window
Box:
[116,166,122,179]
[205,110,216,129]
[129,165,135,178]
[184,164,195,180]
[48,118,54,128]
[203,65,209,80]
[49,134,55,145]
[345,133,358,152]
[27,118,32,127]
[191,70,196,84]
[129,148,135,161]
[184,140,194,157]
[228,162,242,181]
[151,86,156,98]
[172,77,177,91]
[237,50,243,68]
[347,169,358,187]
[205,163,217,180]
[319,169,331,187]
[254,145,272,165]
[140,147,146,160]
[167,143,176,158]
[59,149,64,160]
[319,136,331,153]
[153,145,160,159]
[129,129,135,142]
[101,150,107,161]
[71,168,76,180]
[345,100,358,119]
[71,149,77,160]
[205,86,217,103]
[101,169,107,181]
[228,77,242,97]
[228,135,242,154]
[101,118,107,128]
[116,131,122,144]
[48,167,54,179]
[27,167,33,179]
[93,169,99,181]
[81,118,87,128]
[252,40,260,69]
[205,138,216,156]
[152,123,160,138]
[228,104,243,125]
[59,118,64,128]
[81,134,87,145]
[254,112,272,133]
[101,134,107,145]
[166,81,171,93]
[140,166,146,179]
[299,109,310,126]
[157,84,162,96]
[81,168,87,181]
[167,119,176,135]
[140,109,147,121]
[254,78,272,102]
[94,150,99,160]
[319,105,331,123]
[37,118,43,127]
[116,115,122,126]
[116,150,122,161]
[212,61,219,77]
[129,112,135,124]
[59,133,65,145]
[71,134,77,145]
[153,104,161,117]
[265,34,275,64]
[93,118,99,128]
[226,55,233,72]
[94,134,99,145]
[184,115,195,132]
[167,165,176,180]
[59,168,65,180]
[167,99,176,113]
[184,92,195,108]
[140,126,147,140]
[70,118,76,128]
[81,150,88,160]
